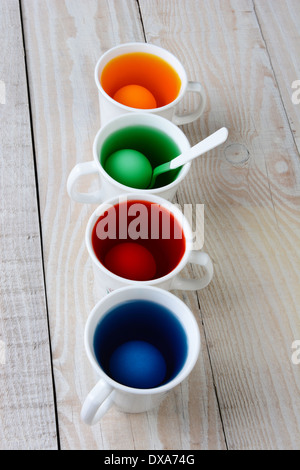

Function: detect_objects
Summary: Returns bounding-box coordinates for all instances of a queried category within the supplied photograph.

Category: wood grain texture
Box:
[254,0,300,153]
[21,0,225,450]
[18,0,300,450]
[139,0,300,450]
[0,0,57,450]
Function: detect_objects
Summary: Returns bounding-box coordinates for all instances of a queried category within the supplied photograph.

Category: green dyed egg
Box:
[104,149,152,189]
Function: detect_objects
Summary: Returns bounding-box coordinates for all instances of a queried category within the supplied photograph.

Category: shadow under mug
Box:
[85,193,213,295]
[81,285,201,424]
[94,42,206,125]
[67,112,192,204]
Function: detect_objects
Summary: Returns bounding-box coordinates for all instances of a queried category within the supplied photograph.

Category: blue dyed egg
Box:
[109,340,167,389]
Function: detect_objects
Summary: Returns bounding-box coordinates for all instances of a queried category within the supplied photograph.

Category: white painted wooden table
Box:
[0,0,299,450]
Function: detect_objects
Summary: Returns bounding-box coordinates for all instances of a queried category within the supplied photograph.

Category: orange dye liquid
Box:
[100,52,181,108]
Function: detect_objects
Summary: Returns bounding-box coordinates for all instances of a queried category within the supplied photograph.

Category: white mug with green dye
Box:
[67,113,192,203]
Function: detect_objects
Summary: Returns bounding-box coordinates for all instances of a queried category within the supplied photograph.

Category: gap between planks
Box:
[18,0,61,449]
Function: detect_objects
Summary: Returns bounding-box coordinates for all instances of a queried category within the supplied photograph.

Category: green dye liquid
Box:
[100,125,182,189]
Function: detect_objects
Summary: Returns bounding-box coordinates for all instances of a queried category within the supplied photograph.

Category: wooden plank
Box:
[254,0,300,153]
[139,0,300,449]
[21,0,226,450]
[0,0,57,450]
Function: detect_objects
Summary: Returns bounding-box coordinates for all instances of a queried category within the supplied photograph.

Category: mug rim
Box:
[85,192,194,286]
[84,285,201,395]
[92,112,192,194]
[94,42,188,113]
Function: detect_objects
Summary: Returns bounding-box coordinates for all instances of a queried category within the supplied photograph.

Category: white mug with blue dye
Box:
[81,285,200,425]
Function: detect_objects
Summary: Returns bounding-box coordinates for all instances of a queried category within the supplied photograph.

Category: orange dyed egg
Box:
[104,242,156,281]
[113,84,157,109]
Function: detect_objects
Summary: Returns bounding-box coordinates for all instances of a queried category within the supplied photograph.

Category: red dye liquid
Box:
[91,200,186,281]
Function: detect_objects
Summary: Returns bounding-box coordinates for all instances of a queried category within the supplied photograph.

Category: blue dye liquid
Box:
[93,299,188,389]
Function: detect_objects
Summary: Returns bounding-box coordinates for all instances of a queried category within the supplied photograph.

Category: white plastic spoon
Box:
[148,127,228,188]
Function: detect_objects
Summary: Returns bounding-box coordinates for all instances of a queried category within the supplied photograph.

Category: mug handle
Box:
[81,379,114,425]
[170,251,213,291]
[67,161,103,204]
[172,81,206,126]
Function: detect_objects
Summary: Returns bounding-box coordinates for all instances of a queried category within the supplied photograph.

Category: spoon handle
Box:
[170,127,228,169]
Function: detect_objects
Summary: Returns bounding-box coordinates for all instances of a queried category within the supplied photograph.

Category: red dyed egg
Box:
[104,242,156,281]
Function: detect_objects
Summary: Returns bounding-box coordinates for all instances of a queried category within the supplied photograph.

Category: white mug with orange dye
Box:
[94,42,206,125]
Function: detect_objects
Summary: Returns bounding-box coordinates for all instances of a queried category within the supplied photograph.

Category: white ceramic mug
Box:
[86,193,213,295]
[94,42,206,125]
[67,113,191,204]
[81,285,201,424]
